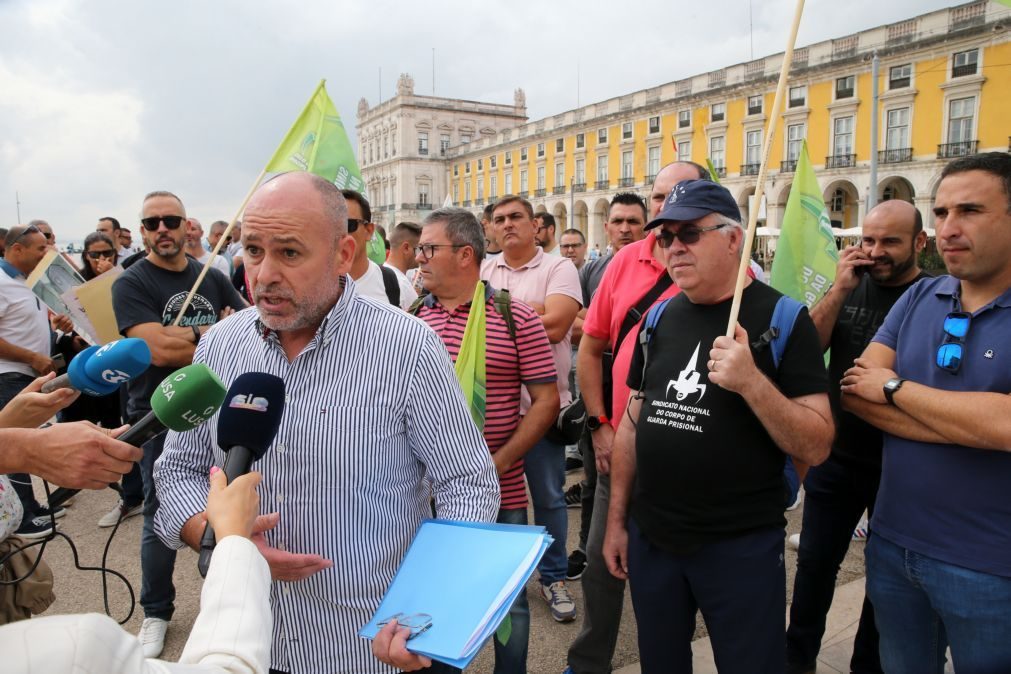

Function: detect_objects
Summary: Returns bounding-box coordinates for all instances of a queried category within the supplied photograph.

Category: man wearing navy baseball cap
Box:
[602,178,834,673]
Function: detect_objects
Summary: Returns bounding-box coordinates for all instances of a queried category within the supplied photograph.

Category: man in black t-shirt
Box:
[787,199,928,674]
[601,179,833,674]
[111,191,246,659]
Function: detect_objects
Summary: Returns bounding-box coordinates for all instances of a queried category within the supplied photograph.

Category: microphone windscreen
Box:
[216,373,286,461]
[84,338,152,384]
[150,363,228,432]
[66,345,117,395]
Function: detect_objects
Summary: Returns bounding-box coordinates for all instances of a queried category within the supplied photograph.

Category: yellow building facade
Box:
[442,1,1009,248]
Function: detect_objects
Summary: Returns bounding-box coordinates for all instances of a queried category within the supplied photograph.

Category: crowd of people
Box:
[0,152,1009,674]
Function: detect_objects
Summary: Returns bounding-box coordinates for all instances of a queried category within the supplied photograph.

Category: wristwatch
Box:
[586,414,609,431]
[883,377,906,405]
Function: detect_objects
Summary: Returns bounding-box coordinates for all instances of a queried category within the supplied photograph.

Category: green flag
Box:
[770,140,838,307]
[453,281,487,431]
[705,158,722,184]
[264,80,365,193]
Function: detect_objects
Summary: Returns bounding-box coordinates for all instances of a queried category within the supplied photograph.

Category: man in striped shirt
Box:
[154,172,500,674]
[413,207,559,673]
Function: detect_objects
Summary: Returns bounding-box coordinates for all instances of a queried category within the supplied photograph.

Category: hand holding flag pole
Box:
[725,0,807,338]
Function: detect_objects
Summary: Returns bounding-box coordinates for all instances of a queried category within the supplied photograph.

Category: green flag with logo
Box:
[264,80,365,193]
[770,140,838,307]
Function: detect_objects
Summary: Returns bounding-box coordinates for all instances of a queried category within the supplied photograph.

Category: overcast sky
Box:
[1,0,953,244]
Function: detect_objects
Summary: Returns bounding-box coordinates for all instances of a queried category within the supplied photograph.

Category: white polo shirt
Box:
[0,266,51,377]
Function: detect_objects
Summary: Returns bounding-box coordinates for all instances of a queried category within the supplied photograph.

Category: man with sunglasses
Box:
[786,199,928,674]
[842,153,1011,672]
[602,179,832,674]
[111,190,246,658]
[341,190,417,309]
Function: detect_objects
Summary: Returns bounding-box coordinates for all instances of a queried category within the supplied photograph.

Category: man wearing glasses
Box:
[842,153,1011,672]
[559,229,587,271]
[534,213,561,256]
[602,179,832,673]
[111,190,246,658]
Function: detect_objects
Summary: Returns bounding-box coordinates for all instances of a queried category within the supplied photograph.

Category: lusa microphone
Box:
[46,363,227,511]
[197,372,285,578]
[42,338,152,395]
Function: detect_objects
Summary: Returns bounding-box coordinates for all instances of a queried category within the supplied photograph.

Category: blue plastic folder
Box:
[359,518,552,669]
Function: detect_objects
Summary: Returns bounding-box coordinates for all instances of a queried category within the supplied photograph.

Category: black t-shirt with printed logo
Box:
[626,281,828,553]
[828,272,929,468]
[112,257,245,420]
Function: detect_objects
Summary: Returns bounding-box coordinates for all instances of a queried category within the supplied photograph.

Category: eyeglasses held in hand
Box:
[86,249,117,259]
[377,612,433,640]
[655,223,728,248]
[141,215,185,231]
[936,312,971,374]
[414,243,464,261]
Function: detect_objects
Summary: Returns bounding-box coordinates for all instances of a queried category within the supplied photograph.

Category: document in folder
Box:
[359,518,552,669]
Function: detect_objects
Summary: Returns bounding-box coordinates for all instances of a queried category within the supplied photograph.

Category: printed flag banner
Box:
[264,80,365,193]
[770,140,838,307]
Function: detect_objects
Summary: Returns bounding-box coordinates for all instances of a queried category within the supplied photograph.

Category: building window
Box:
[835,75,855,99]
[677,140,691,162]
[505,173,513,194]
[477,180,484,201]
[505,152,512,166]
[556,138,564,152]
[747,95,763,115]
[575,158,585,184]
[490,155,497,169]
[710,136,725,169]
[520,169,528,193]
[947,97,975,144]
[461,133,472,144]
[453,184,458,202]
[384,137,389,158]
[521,147,528,161]
[885,107,910,150]
[490,177,498,198]
[555,162,564,189]
[889,64,911,90]
[536,166,545,190]
[678,110,691,128]
[788,85,807,108]
[440,134,450,156]
[418,132,428,156]
[746,129,762,166]
[649,116,661,134]
[786,123,805,162]
[419,183,430,206]
[465,182,470,202]
[833,116,854,156]
[465,161,470,174]
[647,146,660,179]
[477,158,483,172]
[621,150,633,179]
[711,103,725,122]
[952,49,979,78]
[576,133,585,149]
[598,128,608,144]
[537,142,545,158]
[831,188,845,212]
[597,156,608,182]
[622,122,633,140]
[453,164,459,177]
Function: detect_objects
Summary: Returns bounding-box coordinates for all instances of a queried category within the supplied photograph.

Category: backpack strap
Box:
[406,295,426,316]
[633,297,674,398]
[379,265,401,307]
[755,295,805,370]
[491,288,517,342]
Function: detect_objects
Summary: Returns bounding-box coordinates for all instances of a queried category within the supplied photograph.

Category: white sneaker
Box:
[788,533,801,551]
[99,499,143,528]
[540,581,577,622]
[786,486,804,511]
[138,617,169,658]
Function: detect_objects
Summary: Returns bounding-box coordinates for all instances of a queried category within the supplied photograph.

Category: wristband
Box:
[191,326,201,343]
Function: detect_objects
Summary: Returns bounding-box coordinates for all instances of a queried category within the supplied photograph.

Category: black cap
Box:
[645,179,742,230]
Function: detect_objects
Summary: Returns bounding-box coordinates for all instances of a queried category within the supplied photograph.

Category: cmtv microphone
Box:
[41,338,152,395]
[47,363,227,510]
[197,372,285,578]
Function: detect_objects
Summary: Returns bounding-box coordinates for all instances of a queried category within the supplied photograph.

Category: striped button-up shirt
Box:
[154,277,499,674]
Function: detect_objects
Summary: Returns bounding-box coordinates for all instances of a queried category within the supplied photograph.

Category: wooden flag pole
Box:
[725,0,807,338]
[171,168,265,325]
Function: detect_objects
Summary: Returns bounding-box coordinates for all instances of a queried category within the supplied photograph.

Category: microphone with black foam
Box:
[46,363,227,511]
[41,338,152,395]
[197,372,285,578]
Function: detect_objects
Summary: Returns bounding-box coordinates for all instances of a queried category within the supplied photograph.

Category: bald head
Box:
[250,172,349,242]
[649,162,710,219]
[861,199,925,286]
[865,199,922,236]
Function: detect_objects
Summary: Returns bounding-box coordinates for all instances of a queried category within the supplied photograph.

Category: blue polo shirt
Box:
[872,275,1011,577]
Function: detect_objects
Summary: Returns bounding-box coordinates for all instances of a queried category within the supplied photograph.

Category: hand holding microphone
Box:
[206,467,261,541]
[0,373,79,429]
[41,338,152,395]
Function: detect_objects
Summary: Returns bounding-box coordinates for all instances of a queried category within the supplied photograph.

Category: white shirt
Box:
[0,266,51,377]
[0,536,271,673]
[355,260,417,310]
[196,252,232,278]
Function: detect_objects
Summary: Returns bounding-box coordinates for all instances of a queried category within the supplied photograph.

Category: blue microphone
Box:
[197,372,285,577]
[41,338,152,395]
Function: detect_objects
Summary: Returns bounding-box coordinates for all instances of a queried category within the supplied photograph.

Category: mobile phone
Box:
[52,353,67,370]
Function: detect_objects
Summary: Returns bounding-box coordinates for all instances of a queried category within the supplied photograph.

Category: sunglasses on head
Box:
[936,312,971,374]
[9,224,41,246]
[140,215,185,232]
[655,223,728,249]
[86,249,116,259]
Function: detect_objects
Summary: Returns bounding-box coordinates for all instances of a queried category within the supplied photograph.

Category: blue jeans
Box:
[495,507,531,674]
[866,534,1011,674]
[140,431,176,620]
[523,434,567,584]
[787,455,882,673]
[1,372,41,519]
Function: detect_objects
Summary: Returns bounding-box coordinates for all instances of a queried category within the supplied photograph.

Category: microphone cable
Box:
[0,481,136,625]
